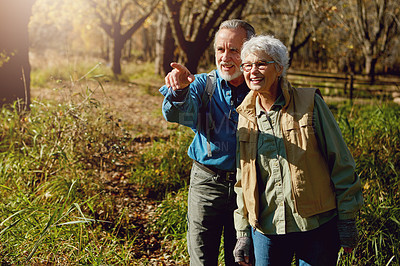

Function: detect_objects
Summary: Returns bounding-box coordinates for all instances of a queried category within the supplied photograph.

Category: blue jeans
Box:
[251,218,340,266]
[187,162,237,266]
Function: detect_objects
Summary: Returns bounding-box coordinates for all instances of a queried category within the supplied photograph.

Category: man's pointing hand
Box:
[165,62,195,91]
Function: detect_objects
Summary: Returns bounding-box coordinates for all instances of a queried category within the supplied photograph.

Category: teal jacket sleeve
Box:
[159,74,207,129]
[313,95,363,220]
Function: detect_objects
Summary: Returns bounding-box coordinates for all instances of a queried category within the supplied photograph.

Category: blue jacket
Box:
[159,70,249,171]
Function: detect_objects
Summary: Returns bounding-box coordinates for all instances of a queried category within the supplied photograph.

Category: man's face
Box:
[215,28,247,85]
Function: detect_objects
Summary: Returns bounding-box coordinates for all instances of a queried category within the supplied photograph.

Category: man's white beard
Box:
[217,61,242,82]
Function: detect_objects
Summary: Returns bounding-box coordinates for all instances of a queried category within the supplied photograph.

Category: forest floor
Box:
[31,78,180,264]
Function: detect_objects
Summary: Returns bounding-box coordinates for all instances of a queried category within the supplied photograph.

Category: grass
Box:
[150,188,189,263]
[0,90,139,264]
[0,58,191,264]
[129,126,193,200]
[334,102,400,265]
[30,56,112,88]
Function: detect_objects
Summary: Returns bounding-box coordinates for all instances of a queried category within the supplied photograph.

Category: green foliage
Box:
[151,188,189,263]
[335,102,400,265]
[0,89,137,264]
[129,126,193,200]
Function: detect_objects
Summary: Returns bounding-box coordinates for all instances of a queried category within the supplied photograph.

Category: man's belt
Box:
[194,160,236,183]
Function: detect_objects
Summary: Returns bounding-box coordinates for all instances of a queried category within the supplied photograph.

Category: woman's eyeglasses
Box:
[240,60,275,72]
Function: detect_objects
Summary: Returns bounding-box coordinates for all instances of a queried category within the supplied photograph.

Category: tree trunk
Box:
[142,27,153,61]
[163,0,248,74]
[287,0,301,67]
[185,45,203,74]
[91,0,160,76]
[111,21,123,76]
[0,1,35,110]
[112,38,123,76]
[155,10,175,76]
[365,55,377,83]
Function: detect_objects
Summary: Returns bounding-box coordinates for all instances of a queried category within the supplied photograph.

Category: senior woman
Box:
[232,35,363,266]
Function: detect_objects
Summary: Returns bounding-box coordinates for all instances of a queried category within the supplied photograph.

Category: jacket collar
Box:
[236,90,257,125]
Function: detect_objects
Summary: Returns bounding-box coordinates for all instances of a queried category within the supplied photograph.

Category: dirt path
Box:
[100,171,176,264]
[31,79,181,264]
[31,79,169,138]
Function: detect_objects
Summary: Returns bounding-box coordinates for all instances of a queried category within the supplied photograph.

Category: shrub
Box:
[0,90,137,264]
[336,102,400,265]
[129,126,193,200]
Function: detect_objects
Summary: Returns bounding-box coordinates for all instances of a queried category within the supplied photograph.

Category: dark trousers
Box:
[187,162,237,266]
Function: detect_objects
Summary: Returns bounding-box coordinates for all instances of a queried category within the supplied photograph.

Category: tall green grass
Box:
[335,102,400,265]
[0,89,140,264]
[151,187,189,263]
[129,126,193,200]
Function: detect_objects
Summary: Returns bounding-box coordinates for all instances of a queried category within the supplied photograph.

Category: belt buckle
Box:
[213,171,236,183]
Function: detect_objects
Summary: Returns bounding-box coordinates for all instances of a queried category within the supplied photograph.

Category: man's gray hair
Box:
[214,19,255,48]
[241,35,289,76]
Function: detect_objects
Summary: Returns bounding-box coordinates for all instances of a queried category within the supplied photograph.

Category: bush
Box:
[151,188,189,264]
[129,126,193,200]
[336,102,400,265]
[0,91,137,264]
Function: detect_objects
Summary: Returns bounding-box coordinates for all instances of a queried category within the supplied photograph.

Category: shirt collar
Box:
[255,92,285,117]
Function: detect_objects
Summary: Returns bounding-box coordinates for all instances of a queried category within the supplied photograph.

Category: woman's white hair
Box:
[241,35,289,76]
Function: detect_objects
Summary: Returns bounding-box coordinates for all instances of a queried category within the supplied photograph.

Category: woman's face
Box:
[241,52,283,93]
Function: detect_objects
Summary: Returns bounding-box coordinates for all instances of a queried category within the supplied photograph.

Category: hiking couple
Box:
[159,19,363,266]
